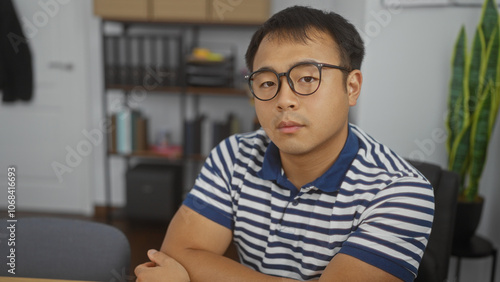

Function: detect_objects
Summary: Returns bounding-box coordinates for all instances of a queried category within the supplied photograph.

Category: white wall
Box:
[357,1,478,165]
[0,0,96,214]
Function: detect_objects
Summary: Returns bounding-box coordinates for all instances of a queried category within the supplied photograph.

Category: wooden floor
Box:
[11,207,170,279]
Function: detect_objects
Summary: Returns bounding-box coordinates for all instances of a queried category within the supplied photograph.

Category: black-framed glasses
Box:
[245,62,351,101]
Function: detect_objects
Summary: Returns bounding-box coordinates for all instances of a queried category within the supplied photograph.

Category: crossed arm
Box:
[134,205,402,282]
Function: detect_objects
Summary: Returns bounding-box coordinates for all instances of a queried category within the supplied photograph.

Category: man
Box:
[135,6,434,282]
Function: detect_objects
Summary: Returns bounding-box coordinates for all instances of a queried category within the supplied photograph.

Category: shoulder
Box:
[342,127,434,280]
[347,124,433,192]
[208,129,270,170]
[220,129,269,158]
[231,128,270,152]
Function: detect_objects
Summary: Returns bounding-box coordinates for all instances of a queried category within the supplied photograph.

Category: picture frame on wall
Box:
[382,0,451,7]
[383,0,498,7]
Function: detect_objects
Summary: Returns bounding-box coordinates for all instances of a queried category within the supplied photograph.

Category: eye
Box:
[260,81,276,88]
[299,76,317,83]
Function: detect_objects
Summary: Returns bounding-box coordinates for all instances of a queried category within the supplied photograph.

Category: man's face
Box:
[252,31,361,158]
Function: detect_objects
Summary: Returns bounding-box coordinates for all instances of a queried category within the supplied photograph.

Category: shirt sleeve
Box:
[339,177,435,282]
[183,137,237,230]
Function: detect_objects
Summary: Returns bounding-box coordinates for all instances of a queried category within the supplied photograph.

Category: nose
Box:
[275,74,298,110]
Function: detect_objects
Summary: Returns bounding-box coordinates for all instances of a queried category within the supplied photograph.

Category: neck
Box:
[280,124,349,189]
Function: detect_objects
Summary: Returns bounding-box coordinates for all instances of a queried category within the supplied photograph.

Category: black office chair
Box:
[408,160,459,282]
[0,217,131,281]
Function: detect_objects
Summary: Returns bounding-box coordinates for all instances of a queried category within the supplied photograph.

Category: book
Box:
[135,116,148,152]
[212,120,230,148]
[130,110,140,151]
[228,113,240,135]
[116,108,132,154]
[212,113,239,148]
[108,114,117,153]
[116,108,143,154]
[183,115,204,157]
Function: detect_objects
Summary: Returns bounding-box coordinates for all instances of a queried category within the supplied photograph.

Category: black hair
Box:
[245,6,365,72]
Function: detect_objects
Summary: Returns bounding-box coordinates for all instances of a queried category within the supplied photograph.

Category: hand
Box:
[135,249,190,282]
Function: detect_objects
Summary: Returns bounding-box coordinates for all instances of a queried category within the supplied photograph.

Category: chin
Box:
[274,140,312,156]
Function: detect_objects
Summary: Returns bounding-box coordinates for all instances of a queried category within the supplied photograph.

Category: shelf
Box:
[108,150,207,162]
[100,13,258,223]
[106,84,183,93]
[109,149,181,159]
[101,18,264,28]
[186,86,249,97]
[106,84,250,97]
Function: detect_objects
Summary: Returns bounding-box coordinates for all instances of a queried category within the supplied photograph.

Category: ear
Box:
[346,70,362,106]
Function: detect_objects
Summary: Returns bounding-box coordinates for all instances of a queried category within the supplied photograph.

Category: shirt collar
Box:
[257,125,359,192]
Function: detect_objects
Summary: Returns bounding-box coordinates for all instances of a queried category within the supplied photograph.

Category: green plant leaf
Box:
[480,0,499,46]
[447,28,480,188]
[467,83,493,201]
[480,27,499,100]
[490,17,500,132]
[467,26,499,201]
[466,21,500,201]
[494,33,500,129]
[490,82,500,134]
[489,26,500,138]
[450,123,471,192]
[447,26,467,155]
[468,27,485,116]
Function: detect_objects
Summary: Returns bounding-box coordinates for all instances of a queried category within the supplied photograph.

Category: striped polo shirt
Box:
[183,123,434,281]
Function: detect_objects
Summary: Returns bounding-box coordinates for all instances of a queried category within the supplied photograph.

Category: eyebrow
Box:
[254,59,320,73]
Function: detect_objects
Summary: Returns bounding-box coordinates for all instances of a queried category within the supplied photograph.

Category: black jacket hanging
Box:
[0,0,34,102]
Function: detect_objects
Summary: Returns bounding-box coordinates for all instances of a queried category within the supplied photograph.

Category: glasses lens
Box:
[289,63,320,95]
[250,71,279,100]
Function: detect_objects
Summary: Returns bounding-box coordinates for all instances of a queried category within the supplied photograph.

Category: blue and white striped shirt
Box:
[183,124,434,281]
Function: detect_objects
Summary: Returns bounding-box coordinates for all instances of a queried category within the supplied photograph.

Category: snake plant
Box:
[446,0,500,202]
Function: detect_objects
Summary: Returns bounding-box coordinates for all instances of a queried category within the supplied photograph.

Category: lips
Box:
[277,121,304,134]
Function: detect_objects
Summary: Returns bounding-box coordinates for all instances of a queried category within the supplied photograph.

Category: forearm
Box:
[164,247,299,282]
[161,205,318,281]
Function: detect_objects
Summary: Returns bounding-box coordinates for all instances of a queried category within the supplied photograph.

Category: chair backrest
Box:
[409,160,459,282]
[0,217,131,281]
